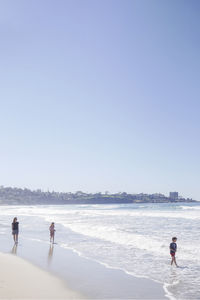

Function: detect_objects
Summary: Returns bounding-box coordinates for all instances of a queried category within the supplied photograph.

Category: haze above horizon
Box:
[0,0,199,200]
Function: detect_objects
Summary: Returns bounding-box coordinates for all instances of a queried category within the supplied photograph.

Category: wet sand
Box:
[0,235,167,299]
[0,252,83,299]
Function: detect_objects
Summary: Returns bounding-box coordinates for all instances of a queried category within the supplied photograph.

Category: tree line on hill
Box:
[0,186,195,205]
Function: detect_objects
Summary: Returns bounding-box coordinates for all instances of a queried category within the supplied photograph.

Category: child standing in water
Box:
[12,217,19,244]
[49,222,56,243]
[170,237,178,267]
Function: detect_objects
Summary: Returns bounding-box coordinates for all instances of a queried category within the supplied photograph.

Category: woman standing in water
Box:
[12,217,19,244]
[49,222,55,243]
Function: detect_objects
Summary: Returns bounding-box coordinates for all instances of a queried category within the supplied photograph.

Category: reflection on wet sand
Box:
[11,243,18,255]
[48,244,54,265]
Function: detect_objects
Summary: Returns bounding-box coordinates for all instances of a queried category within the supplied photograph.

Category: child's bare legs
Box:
[174,256,178,267]
[50,233,54,243]
[171,256,178,267]
[13,234,18,243]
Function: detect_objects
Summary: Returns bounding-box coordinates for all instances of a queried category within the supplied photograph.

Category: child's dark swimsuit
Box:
[12,222,19,235]
[170,242,177,256]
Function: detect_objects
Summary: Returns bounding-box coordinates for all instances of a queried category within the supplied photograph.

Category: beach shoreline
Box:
[0,235,167,299]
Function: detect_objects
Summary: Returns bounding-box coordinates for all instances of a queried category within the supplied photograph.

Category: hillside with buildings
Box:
[0,186,196,205]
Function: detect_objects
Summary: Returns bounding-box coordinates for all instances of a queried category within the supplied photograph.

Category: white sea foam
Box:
[180,205,200,210]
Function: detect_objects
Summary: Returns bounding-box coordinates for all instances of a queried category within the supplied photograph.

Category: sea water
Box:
[0,202,200,299]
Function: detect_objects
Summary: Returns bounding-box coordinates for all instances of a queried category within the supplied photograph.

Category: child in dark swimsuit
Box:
[12,217,19,244]
[170,237,178,267]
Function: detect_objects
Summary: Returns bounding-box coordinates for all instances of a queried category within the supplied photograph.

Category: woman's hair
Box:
[172,237,177,241]
[13,217,17,223]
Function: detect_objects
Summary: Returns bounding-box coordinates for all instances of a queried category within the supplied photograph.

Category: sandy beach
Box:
[0,203,170,299]
[0,235,166,299]
[0,252,83,299]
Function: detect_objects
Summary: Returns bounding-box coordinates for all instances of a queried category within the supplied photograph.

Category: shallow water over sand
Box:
[0,202,200,299]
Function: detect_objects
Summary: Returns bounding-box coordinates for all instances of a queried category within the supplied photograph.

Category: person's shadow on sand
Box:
[48,244,54,266]
[11,243,18,255]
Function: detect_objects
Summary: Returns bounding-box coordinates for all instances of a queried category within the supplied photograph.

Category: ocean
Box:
[0,202,199,299]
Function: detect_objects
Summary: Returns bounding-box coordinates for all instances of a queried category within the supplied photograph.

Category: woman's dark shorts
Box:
[12,229,19,235]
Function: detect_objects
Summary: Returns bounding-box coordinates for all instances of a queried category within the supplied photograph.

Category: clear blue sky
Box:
[0,0,199,199]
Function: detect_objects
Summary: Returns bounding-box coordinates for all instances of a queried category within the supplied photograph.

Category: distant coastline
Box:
[0,186,196,205]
